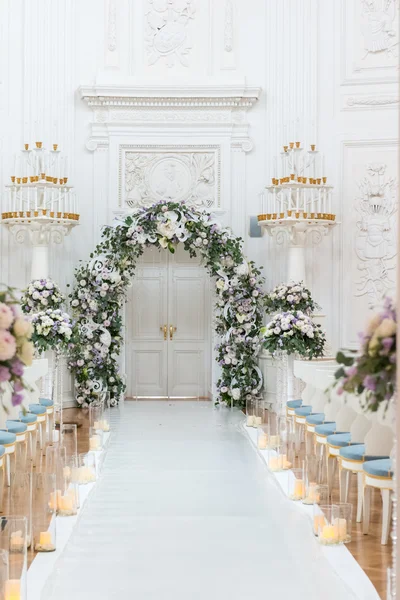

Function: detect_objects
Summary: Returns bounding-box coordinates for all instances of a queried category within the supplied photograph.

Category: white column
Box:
[31,244,49,280]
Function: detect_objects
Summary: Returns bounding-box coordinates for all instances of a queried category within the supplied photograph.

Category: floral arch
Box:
[69,201,265,408]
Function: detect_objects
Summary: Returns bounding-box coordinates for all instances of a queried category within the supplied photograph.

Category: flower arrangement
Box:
[30,309,73,353]
[0,288,34,407]
[334,298,396,412]
[69,201,265,407]
[261,311,326,359]
[21,279,65,314]
[265,282,319,315]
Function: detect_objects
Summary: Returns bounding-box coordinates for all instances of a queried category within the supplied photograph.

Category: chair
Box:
[8,412,38,461]
[0,431,17,486]
[40,397,55,438]
[5,420,28,467]
[28,404,47,456]
[363,458,393,545]
[338,418,393,524]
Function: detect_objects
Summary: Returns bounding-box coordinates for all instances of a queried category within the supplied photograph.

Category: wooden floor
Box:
[291,438,391,599]
[4,407,391,597]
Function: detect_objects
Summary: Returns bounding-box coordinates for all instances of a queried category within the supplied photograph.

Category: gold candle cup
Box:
[287,210,293,217]
[35,141,43,148]
[272,213,277,220]
[63,212,68,218]
[16,178,21,184]
[34,210,39,217]
[310,144,316,151]
[317,178,321,185]
[26,211,31,217]
[11,176,15,183]
[290,174,295,181]
[42,209,47,216]
[24,143,29,150]
[50,211,55,218]
[40,173,45,180]
[57,212,62,218]
[323,177,327,184]
[22,177,28,184]
[46,176,53,182]
[53,144,58,151]
[29,176,35,183]
[317,213,322,219]
[295,142,300,148]
[310,212,315,219]
[283,146,288,152]
[303,212,308,219]
[289,142,294,149]
[18,211,24,217]
[295,212,300,219]
[279,212,285,219]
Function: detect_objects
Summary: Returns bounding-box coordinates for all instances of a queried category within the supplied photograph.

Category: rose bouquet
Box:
[0,288,34,407]
[335,297,396,412]
[30,309,73,353]
[265,282,319,315]
[21,278,65,314]
[261,311,326,359]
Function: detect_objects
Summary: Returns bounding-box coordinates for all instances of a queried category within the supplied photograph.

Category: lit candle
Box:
[102,420,110,432]
[246,415,255,427]
[10,531,24,552]
[320,524,338,544]
[313,514,326,535]
[282,454,292,469]
[89,434,101,451]
[59,493,74,514]
[48,490,61,511]
[269,435,280,447]
[257,434,268,450]
[333,517,347,541]
[5,579,21,600]
[254,416,262,426]
[93,420,102,430]
[293,479,305,499]
[269,457,280,471]
[63,466,71,479]
[304,482,318,504]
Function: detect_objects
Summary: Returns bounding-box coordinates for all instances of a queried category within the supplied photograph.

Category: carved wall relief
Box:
[354,163,397,305]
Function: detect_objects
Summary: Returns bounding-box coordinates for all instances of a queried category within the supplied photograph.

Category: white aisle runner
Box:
[41,401,358,599]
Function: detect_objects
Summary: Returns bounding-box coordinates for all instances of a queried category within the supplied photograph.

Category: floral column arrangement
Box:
[262,282,326,411]
[0,287,34,409]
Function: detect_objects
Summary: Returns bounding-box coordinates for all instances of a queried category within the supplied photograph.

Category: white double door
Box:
[126,245,210,398]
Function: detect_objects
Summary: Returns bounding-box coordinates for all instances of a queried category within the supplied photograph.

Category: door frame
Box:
[122,248,213,400]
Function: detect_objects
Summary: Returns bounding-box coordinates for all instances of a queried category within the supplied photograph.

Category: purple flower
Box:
[11,392,23,407]
[14,380,24,392]
[346,365,358,377]
[381,337,394,352]
[363,375,377,392]
[10,360,24,377]
[0,366,11,382]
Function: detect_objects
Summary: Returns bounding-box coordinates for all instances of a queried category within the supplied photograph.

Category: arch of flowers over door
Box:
[69,201,265,407]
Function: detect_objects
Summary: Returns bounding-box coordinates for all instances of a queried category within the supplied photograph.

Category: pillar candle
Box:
[5,579,21,600]
[39,531,52,546]
[333,517,347,541]
[313,514,326,535]
[246,415,255,427]
[258,433,268,450]
[320,524,338,543]
[254,416,262,426]
[293,479,305,499]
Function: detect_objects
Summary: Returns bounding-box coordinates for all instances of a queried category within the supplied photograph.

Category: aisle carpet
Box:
[42,401,356,599]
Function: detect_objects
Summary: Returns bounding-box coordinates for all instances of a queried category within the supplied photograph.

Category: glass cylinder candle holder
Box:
[46,444,67,494]
[60,424,78,461]
[57,483,78,517]
[77,452,97,484]
[0,549,10,600]
[10,472,33,547]
[253,400,264,427]
[101,392,111,432]
[267,447,285,472]
[245,397,256,427]
[33,473,56,552]
[256,425,268,450]
[302,456,324,504]
[89,427,103,452]
[89,404,104,433]
[0,517,28,600]
[335,503,352,544]
[288,468,305,501]
[316,504,340,545]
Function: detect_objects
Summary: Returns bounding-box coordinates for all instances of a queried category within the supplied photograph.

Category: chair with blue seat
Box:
[8,412,38,461]
[29,404,47,456]
[338,418,393,524]
[302,389,331,454]
[363,458,393,545]
[40,397,55,435]
[326,412,371,507]
[5,420,28,467]
[0,431,17,486]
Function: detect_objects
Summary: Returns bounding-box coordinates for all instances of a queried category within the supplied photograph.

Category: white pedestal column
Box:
[31,244,50,280]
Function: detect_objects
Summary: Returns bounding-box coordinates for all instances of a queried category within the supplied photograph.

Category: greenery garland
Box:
[69,201,265,407]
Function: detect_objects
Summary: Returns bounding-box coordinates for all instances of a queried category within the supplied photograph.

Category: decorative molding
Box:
[108,109,232,122]
[354,162,397,306]
[361,0,398,59]
[107,0,117,52]
[224,0,234,52]
[144,0,196,68]
[80,82,260,109]
[119,144,221,210]
[6,221,75,246]
[343,93,399,110]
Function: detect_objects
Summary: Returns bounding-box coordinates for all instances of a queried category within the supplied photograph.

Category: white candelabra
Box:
[258,140,338,283]
[1,142,79,280]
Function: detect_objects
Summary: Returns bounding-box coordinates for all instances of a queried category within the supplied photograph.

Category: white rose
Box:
[252,290,259,297]
[216,279,226,291]
[224,356,231,365]
[235,262,249,276]
[157,221,177,239]
[32,292,40,300]
[45,281,54,290]
[80,279,86,287]
[231,388,241,401]
[41,298,48,305]
[42,290,50,298]
[202,239,208,245]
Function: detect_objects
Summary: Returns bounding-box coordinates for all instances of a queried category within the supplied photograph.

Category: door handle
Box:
[160,325,167,341]
[169,325,177,340]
